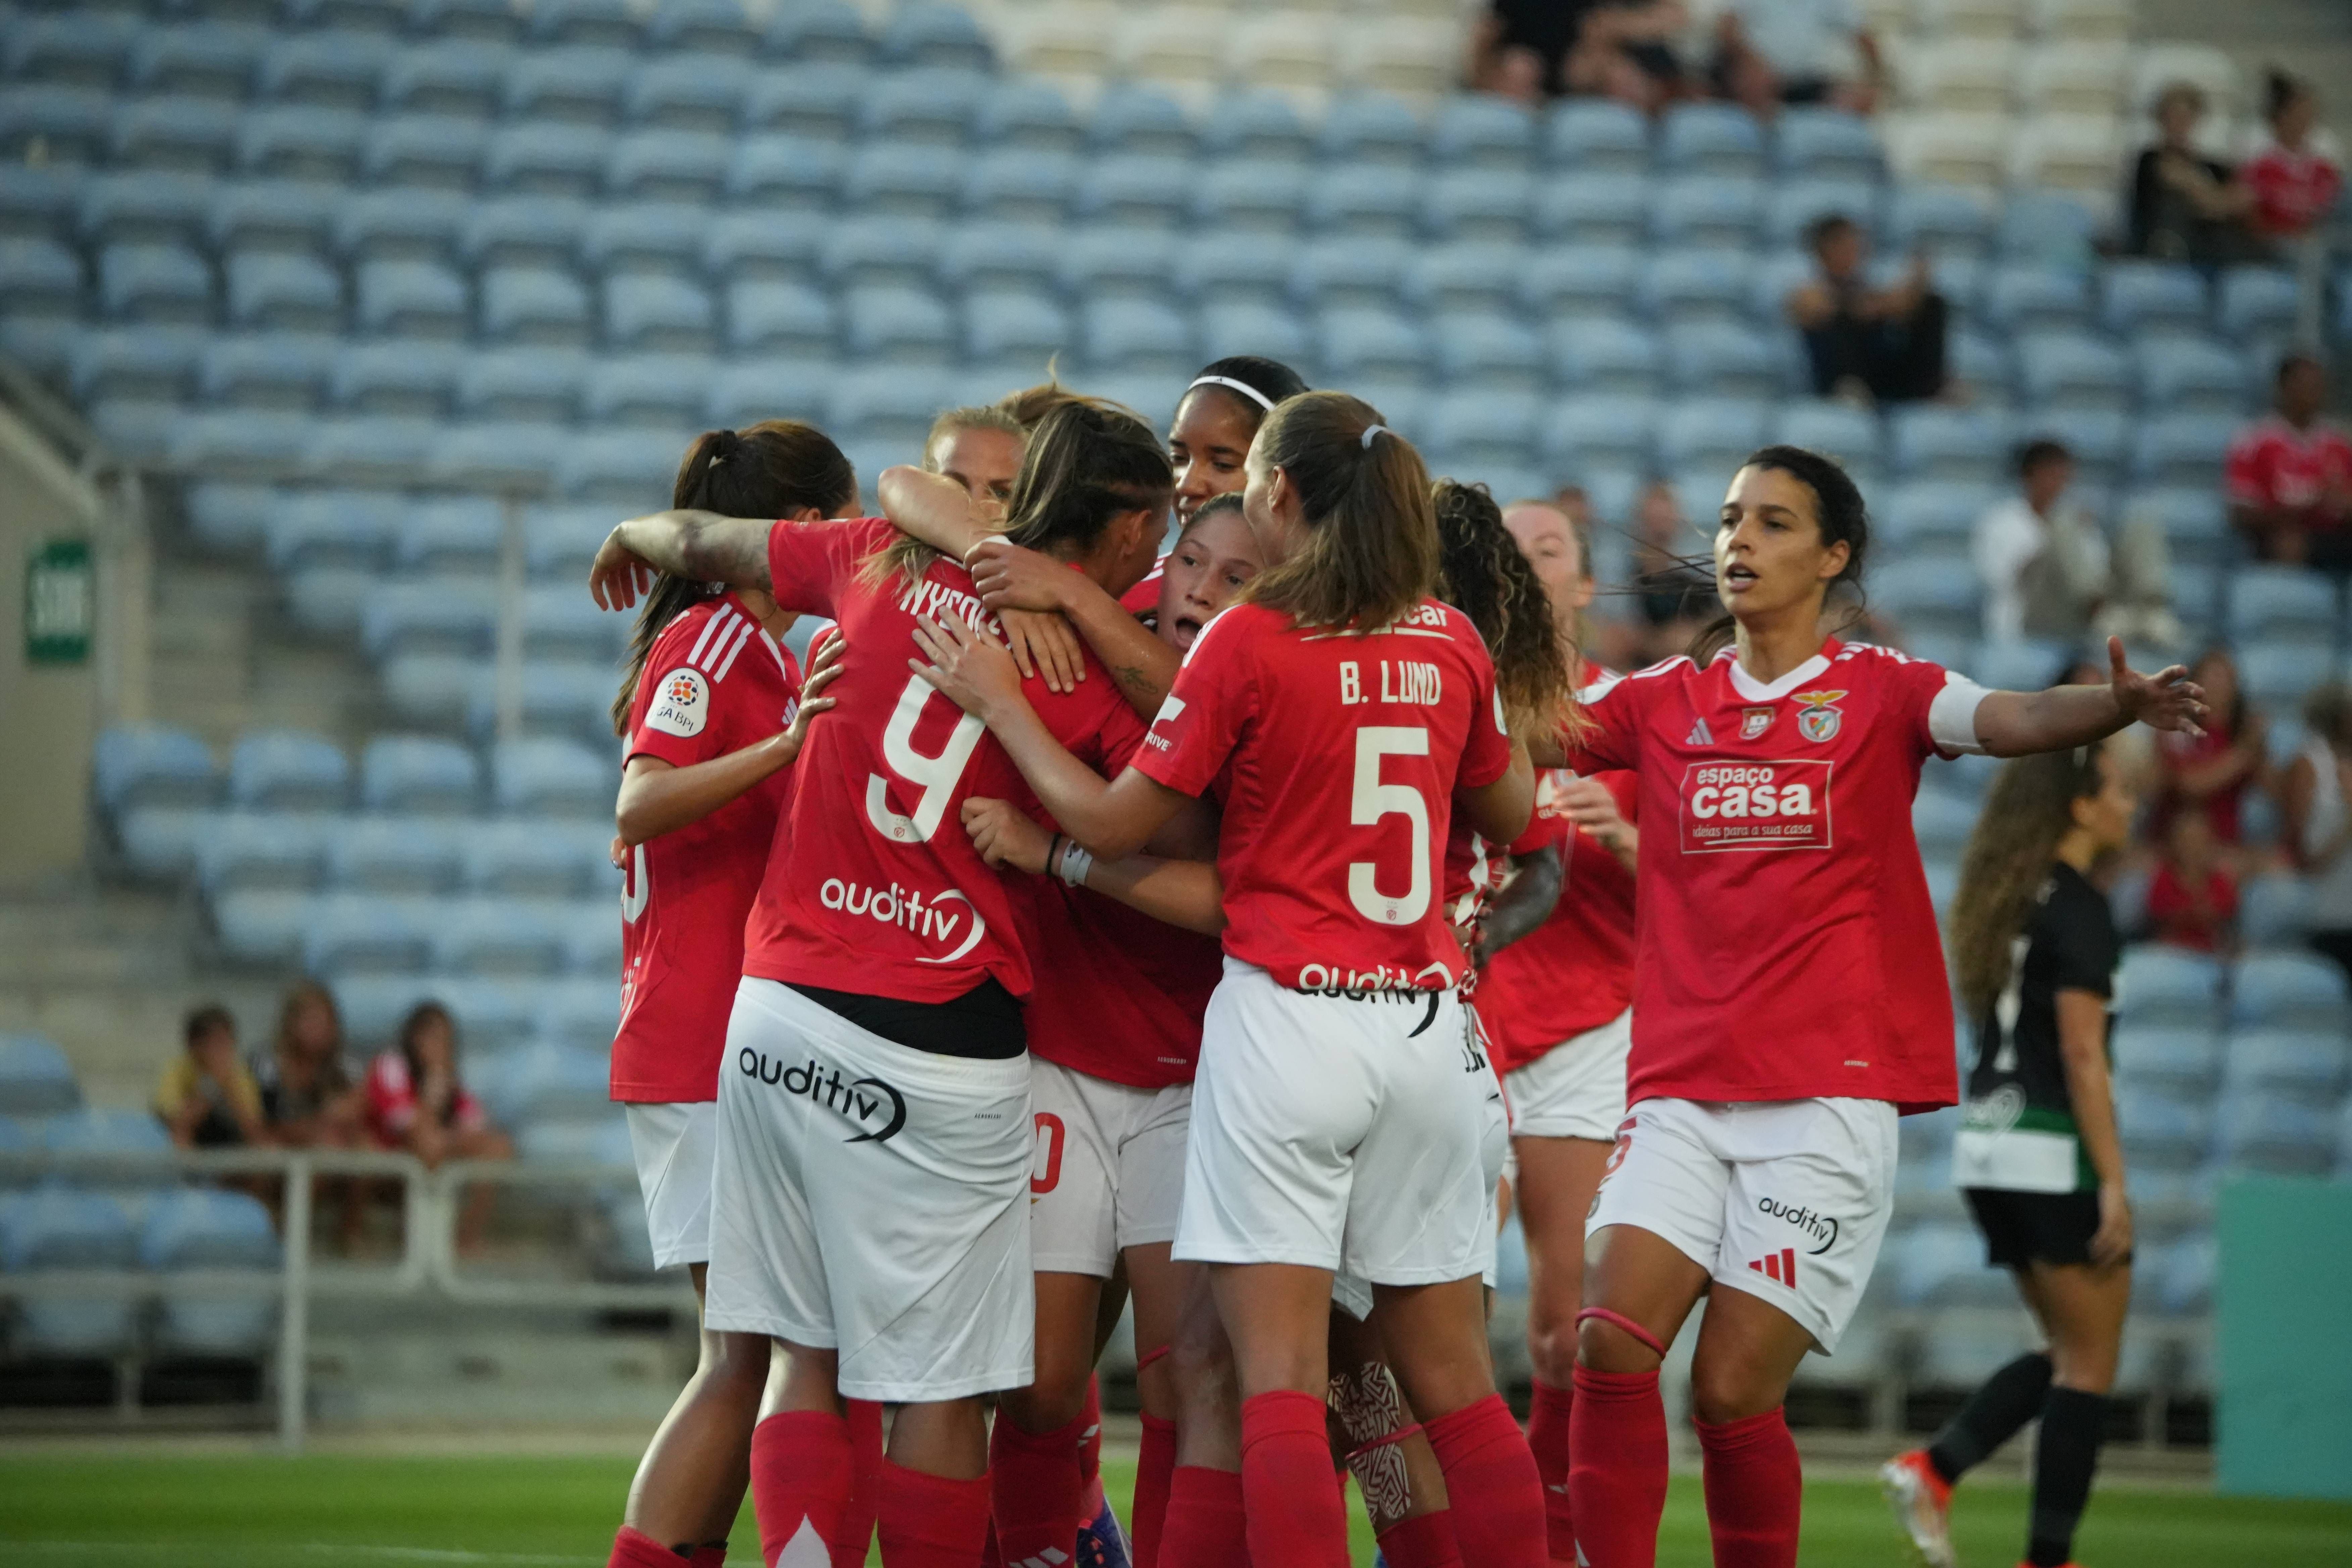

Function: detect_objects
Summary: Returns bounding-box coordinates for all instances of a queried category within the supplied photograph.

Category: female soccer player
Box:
[590,399,1171,1568]
[922,401,1028,513]
[1881,740,2138,1568]
[1557,447,2206,1568]
[600,422,855,1568]
[907,392,1548,1568]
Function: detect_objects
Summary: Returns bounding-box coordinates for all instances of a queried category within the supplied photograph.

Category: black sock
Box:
[1925,1352,2052,1484]
[2027,1386,2108,1567]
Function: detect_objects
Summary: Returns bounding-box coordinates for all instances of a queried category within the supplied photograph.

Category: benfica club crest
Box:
[1740,706,1775,740]
[1793,690,1847,743]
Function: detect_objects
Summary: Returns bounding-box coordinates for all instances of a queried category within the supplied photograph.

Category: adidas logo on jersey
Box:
[1748,1248,1798,1286]
[1687,717,1713,745]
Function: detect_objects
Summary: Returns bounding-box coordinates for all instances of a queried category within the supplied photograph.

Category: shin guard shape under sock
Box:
[1376,1508,1467,1568]
[836,1401,885,1568]
[1424,1394,1548,1568]
[1240,1390,1352,1568]
[1695,1407,1802,1568]
[1525,1379,1576,1562]
[750,1412,849,1568]
[1567,1366,1668,1568]
[878,1461,990,1568]
[989,1411,1088,1568]
[2027,1387,2109,1568]
[1131,1414,1177,1568]
[1151,1466,1244,1568]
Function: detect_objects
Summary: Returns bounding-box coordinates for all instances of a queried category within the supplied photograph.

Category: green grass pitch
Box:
[1,1452,2348,1566]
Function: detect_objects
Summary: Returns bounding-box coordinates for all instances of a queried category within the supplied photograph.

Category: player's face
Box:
[1714,465,1849,621]
[1503,502,1591,618]
[929,426,1025,512]
[1156,507,1266,651]
[1168,388,1259,524]
[2074,762,2139,855]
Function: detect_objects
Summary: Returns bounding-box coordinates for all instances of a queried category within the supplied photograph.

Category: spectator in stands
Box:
[2280,684,2352,981]
[156,1003,269,1149]
[2240,69,2343,245]
[1712,0,1884,116]
[1975,440,2110,646]
[2155,645,2266,848]
[1786,214,1948,405]
[365,1002,509,1250]
[1470,0,1691,111]
[2145,809,2239,952]
[2226,353,2352,570]
[252,979,361,1149]
[2127,82,2259,265]
[1627,479,1713,663]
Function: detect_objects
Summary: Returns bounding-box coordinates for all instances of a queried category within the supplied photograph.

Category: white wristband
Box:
[1056,839,1095,887]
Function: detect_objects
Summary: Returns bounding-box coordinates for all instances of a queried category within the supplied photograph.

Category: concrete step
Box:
[305,1316,690,1430]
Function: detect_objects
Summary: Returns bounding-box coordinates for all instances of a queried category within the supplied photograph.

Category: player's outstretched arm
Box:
[912,612,1189,859]
[616,640,844,846]
[966,539,1180,719]
[876,465,1087,694]
[1478,843,1562,963]
[590,510,773,609]
[963,797,1226,936]
[1972,636,2209,758]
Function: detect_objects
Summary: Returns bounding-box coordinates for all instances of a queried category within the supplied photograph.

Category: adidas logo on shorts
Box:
[1747,1248,1798,1285]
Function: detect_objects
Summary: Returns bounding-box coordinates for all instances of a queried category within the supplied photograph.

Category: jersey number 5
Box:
[1350,726,1432,926]
[867,674,987,844]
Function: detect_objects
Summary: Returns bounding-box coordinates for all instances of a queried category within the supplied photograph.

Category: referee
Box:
[1884,739,2140,1568]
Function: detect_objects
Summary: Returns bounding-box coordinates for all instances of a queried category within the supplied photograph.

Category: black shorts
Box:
[1963,1187,2118,1269]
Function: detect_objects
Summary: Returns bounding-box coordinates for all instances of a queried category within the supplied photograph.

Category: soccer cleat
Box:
[1072,1495,1131,1568]
[1878,1450,1955,1568]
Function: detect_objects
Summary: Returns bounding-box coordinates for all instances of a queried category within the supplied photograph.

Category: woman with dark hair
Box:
[2153,645,2265,848]
[599,420,855,1568]
[362,1003,508,1213]
[1554,447,2206,1568]
[1882,740,2137,1568]
[2241,69,2343,244]
[253,979,361,1149]
[907,392,1547,1568]
[589,398,1171,1568]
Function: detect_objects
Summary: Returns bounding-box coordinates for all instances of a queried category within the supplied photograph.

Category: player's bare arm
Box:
[616,639,844,847]
[1458,741,1537,847]
[967,537,1181,716]
[2055,987,2132,1265]
[1477,844,1562,964]
[1972,636,2209,757]
[590,510,773,609]
[962,797,1227,937]
[876,464,1087,693]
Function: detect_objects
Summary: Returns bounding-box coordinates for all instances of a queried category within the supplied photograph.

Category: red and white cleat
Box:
[1878,1449,1956,1568]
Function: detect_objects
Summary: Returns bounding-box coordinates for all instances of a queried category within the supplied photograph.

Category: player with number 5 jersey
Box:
[907,392,1552,1568]
[589,399,1168,1568]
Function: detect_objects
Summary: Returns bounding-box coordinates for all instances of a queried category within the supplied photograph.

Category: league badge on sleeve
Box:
[1793,690,1847,743]
[647,667,709,738]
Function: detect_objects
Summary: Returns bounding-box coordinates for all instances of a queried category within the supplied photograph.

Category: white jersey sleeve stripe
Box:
[1929,674,1993,755]
[712,616,758,682]
[685,606,735,671]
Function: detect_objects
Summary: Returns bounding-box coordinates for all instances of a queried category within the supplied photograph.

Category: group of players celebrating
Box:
[578,350,2207,1568]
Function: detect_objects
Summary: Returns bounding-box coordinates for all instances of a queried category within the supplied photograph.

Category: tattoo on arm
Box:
[678,513,772,592]
[1113,663,1158,699]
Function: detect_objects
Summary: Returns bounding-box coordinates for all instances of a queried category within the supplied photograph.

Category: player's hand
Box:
[1555,776,1630,848]
[997,607,1085,695]
[962,796,1055,875]
[589,530,655,611]
[968,539,1075,615]
[609,835,626,869]
[910,612,1024,720]
[2090,1180,2133,1267]
[772,634,844,767]
[2108,636,2207,738]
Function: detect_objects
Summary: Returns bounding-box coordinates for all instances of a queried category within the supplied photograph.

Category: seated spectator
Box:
[2145,810,2239,952]
[252,979,362,1149]
[1975,440,2111,645]
[1786,214,1947,405]
[366,1001,509,1253]
[155,1004,268,1149]
[2155,646,2267,849]
[2227,353,2352,570]
[1627,479,1714,663]
[2128,82,2260,264]
[2280,684,2352,981]
[1713,0,1884,116]
[2240,69,2343,244]
[1472,0,1690,111]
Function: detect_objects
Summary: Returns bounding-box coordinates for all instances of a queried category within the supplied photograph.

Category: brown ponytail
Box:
[1242,392,1438,633]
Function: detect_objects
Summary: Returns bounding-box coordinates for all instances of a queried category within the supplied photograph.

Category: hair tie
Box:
[709,428,742,464]
[1360,424,1388,450]
[1187,374,1276,412]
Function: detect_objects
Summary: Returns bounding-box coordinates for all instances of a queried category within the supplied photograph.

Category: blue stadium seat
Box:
[1194,161,1312,236]
[727,279,835,357]
[1080,297,1195,373]
[2215,266,2302,340]
[2119,486,2230,569]
[1548,318,1661,397]
[521,585,626,663]
[558,902,623,974]
[528,0,644,50]
[958,148,1076,225]
[1890,1222,2007,1308]
[260,31,392,109]
[2115,945,2224,1029]
[2239,873,2309,948]
[1289,236,1410,312]
[523,503,631,581]
[703,209,824,284]
[741,62,870,143]
[2223,1028,2348,1098]
[1873,557,1982,641]
[2229,566,2339,644]
[1172,231,1296,306]
[465,819,612,898]
[1195,300,1310,369]
[353,257,469,338]
[0,86,114,168]
[1316,308,1428,385]
[2100,261,2209,336]
[2016,333,2131,412]
[1640,250,1754,326]
[228,729,350,813]
[1890,406,2007,481]
[2128,412,2236,488]
[1542,99,1647,173]
[818,215,947,292]
[1199,90,1312,164]
[1773,107,1881,181]
[1661,322,1779,398]
[1422,389,1539,473]
[223,252,341,333]
[1761,177,1880,252]
[860,66,988,147]
[1519,245,1640,320]
[1980,266,2093,336]
[296,0,412,36]
[2114,1026,2222,1094]
[1078,155,1197,231]
[1430,97,1535,170]
[110,96,243,174]
[844,142,966,221]
[126,21,270,100]
[296,893,436,975]
[2218,1091,2338,1176]
[486,122,611,198]
[417,0,535,42]
[1532,173,1649,247]
[493,737,615,818]
[1650,175,1763,251]
[520,1110,634,1166]
[724,135,844,213]
[361,578,497,660]
[452,348,588,423]
[644,0,767,54]
[1658,103,1765,177]
[976,78,1083,157]
[79,171,215,248]
[5,12,140,90]
[1404,243,1525,317]
[0,1033,82,1117]
[830,366,959,451]
[1772,401,1883,478]
[97,242,214,325]
[141,1188,281,1271]
[1089,88,1195,161]
[2238,643,2332,710]
[362,113,489,188]
[95,723,219,818]
[155,1297,279,1359]
[381,39,515,118]
[1318,93,1425,167]
[1431,315,1543,389]
[1424,170,1533,243]
[1885,183,1997,259]
[581,201,707,280]
[1910,789,1975,860]
[555,427,694,499]
[359,736,480,816]
[880,2,992,71]
[1055,227,1174,302]
[1656,398,1769,476]
[0,1187,135,1273]
[622,56,751,136]
[206,181,342,259]
[963,290,1069,365]
[236,105,369,183]
[1306,165,1423,239]
[2016,406,2128,486]
[477,1039,610,1127]
[500,46,634,126]
[332,188,470,263]
[117,801,220,881]
[0,236,84,320]
[428,898,567,976]
[1880,473,1991,551]
[479,266,594,345]
[1539,395,1660,475]
[841,285,955,363]
[1970,637,2072,691]
[585,353,708,426]
[194,810,334,894]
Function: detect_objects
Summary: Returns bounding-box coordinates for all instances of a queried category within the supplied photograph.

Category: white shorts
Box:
[1179,959,1488,1290]
[1587,1095,1898,1355]
[1029,1057,1192,1278]
[624,1100,717,1269]
[1504,1007,1632,1144]
[1332,1063,1508,1322]
[702,978,1035,1403]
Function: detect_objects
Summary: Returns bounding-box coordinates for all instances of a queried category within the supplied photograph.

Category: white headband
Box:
[1361,424,1388,449]
[1187,374,1276,411]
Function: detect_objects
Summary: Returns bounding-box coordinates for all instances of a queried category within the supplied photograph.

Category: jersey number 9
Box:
[867,674,987,844]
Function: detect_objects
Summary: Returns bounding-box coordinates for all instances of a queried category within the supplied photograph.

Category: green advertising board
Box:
[24,536,92,667]
[2218,1175,2352,1500]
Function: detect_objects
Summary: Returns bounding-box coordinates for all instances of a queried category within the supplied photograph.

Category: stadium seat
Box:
[598,130,729,206]
[1649,176,1763,251]
[422,898,565,977]
[2227,567,2338,645]
[1890,1222,2010,1307]
[961,290,1068,366]
[2015,333,2131,412]
[353,737,480,818]
[860,67,988,148]
[1540,395,1661,476]
[1078,296,1194,374]
[1771,401,1884,478]
[1761,177,1881,252]
[1193,161,1312,237]
[839,285,954,364]
[1885,183,1997,260]
[976,79,1084,157]
[1639,250,1754,326]
[2114,1027,2222,1094]
[2100,261,2210,336]
[741,63,870,143]
[263,489,404,575]
[1661,322,1779,399]
[622,55,752,135]
[765,1,873,65]
[97,242,215,326]
[0,1034,81,1117]
[1658,104,1766,177]
[2230,952,2351,1031]
[1316,308,1428,386]
[1656,399,1769,477]
[1317,93,1426,168]
[95,724,220,817]
[193,810,331,898]
[260,30,391,110]
[0,1187,135,1273]
[111,96,243,175]
[124,20,268,99]
[1538,100,1648,174]
[2117,945,2225,1028]
[1533,173,1650,247]
[1432,318,1544,391]
[1288,236,1410,314]
[484,122,611,199]
[1088,88,1195,162]
[2237,873,2308,949]
[2218,1092,2337,1176]
[1423,170,1534,245]
[493,738,615,819]
[2216,266,2302,341]
[1403,243,1526,319]
[1173,231,1297,308]
[1195,300,1310,369]
[879,1,992,71]
[1889,406,2007,481]
[1520,245,1642,320]
[382,39,515,118]
[818,215,948,293]
[222,252,343,335]
[478,1039,611,1128]
[843,142,966,223]
[1774,107,1882,181]
[6,12,140,90]
[0,86,114,172]
[353,257,469,338]
[501,46,634,127]
[1548,318,1662,398]
[332,188,471,264]
[2119,486,2229,570]
[1873,557,1983,641]
[80,171,219,249]
[141,1187,282,1271]
[228,730,350,814]
[465,819,612,900]
[1430,98,1536,171]
[2128,412,2237,489]
[577,353,702,428]
[719,279,832,359]
[2223,1029,2348,1099]
[235,105,370,184]
[958,147,1077,226]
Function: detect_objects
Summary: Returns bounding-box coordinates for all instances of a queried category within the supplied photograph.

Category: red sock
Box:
[1526,1379,1576,1563]
[1076,1376,1109,1526]
[1423,1394,1547,1568]
[1155,1467,1244,1568]
[1131,1414,1178,1568]
[836,1401,885,1568]
[689,1549,726,1568]
[990,1411,1087,1567]
[878,1461,990,1568]
[1695,1407,1802,1568]
[1375,1509,1466,1568]
[609,1525,684,1567]
[751,1412,849,1568]
[1567,1367,1668,1568]
[977,1524,999,1568]
[1239,1391,1351,1568]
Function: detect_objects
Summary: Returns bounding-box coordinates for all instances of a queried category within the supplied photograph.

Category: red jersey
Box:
[611,594,800,1102]
[1480,768,1640,1072]
[1118,552,1168,617]
[1022,881,1219,1088]
[2146,862,2238,952]
[363,1050,485,1146]
[1573,640,1986,1113]
[2155,722,2252,843]
[2225,415,2352,522]
[742,518,1147,1004]
[2242,143,2343,236]
[1133,599,1515,992]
